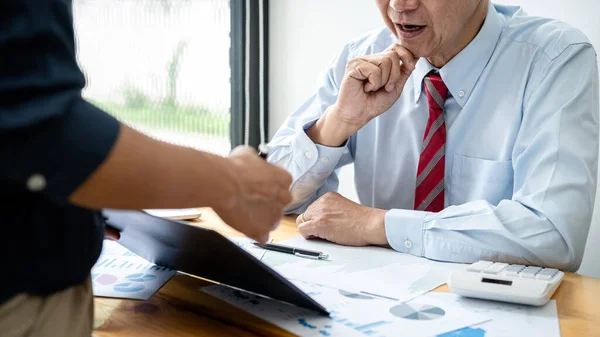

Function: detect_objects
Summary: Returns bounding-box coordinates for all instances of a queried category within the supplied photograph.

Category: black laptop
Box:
[102,209,328,315]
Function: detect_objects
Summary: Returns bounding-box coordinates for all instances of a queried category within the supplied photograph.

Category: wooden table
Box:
[93,209,600,336]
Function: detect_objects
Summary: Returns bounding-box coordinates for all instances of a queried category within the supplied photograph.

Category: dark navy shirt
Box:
[0,0,120,303]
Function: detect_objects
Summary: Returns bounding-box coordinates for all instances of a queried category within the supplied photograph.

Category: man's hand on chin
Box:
[296,192,388,247]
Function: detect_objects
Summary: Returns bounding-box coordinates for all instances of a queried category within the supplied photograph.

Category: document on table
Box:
[91,240,176,300]
[227,237,270,260]
[142,208,202,220]
[203,281,489,337]
[437,294,560,337]
[261,236,464,302]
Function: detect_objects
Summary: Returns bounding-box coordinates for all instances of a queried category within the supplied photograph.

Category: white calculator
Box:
[447,260,564,306]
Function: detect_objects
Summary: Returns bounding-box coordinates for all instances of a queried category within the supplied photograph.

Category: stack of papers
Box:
[203,236,561,337]
[261,236,464,302]
[91,240,176,300]
[438,294,560,337]
[204,281,489,337]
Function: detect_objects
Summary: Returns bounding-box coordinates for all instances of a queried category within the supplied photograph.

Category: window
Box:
[73,0,267,155]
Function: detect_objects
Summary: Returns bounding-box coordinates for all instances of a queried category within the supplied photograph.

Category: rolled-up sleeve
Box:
[0,0,120,205]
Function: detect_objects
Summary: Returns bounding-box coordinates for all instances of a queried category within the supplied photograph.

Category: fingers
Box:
[255,233,270,244]
[298,220,319,240]
[296,211,310,225]
[265,176,292,210]
[278,187,293,206]
[347,59,382,93]
[387,44,417,74]
[379,57,392,91]
[271,219,281,231]
[272,165,293,189]
[384,51,401,92]
[244,217,281,243]
[229,145,257,157]
[347,48,411,94]
[296,213,303,225]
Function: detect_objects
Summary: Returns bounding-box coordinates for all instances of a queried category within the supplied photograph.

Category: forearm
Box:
[384,199,585,270]
[70,124,235,210]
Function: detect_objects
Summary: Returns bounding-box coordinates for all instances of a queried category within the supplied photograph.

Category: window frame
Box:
[230,0,269,149]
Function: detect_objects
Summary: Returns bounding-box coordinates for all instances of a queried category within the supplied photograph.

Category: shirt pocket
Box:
[448,154,514,206]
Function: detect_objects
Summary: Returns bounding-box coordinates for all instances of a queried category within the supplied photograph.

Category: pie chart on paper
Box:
[390,302,446,320]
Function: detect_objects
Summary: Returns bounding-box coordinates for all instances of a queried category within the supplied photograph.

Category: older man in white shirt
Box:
[267,0,599,271]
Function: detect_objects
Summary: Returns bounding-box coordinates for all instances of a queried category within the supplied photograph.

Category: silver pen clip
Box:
[293,252,329,260]
[294,252,320,260]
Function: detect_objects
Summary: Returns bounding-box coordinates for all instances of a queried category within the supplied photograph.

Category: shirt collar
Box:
[412,2,505,107]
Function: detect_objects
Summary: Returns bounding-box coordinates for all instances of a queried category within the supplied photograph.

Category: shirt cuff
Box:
[385,209,429,256]
[291,119,345,173]
[41,99,120,204]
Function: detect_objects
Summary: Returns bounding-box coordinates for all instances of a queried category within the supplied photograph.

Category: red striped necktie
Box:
[414,73,449,212]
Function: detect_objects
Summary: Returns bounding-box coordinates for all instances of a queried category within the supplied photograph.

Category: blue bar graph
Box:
[298,318,316,329]
[437,327,486,337]
[96,259,109,268]
[356,321,392,331]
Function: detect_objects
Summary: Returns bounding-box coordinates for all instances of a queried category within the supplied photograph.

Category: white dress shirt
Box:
[267,3,599,271]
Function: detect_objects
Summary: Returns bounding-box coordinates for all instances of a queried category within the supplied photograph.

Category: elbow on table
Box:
[533,235,582,272]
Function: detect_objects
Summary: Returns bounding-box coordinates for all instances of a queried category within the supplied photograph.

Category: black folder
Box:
[102,209,328,315]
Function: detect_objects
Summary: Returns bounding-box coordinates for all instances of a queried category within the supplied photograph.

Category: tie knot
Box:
[424,73,448,110]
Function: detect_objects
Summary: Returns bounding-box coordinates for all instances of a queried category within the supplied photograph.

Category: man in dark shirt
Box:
[0,1,292,336]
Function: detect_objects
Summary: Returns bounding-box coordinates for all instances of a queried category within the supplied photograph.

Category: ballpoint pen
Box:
[253,242,329,260]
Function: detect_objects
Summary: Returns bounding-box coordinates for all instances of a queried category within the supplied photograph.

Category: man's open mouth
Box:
[397,24,426,32]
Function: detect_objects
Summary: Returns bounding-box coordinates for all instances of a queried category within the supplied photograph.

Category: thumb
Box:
[255,233,270,244]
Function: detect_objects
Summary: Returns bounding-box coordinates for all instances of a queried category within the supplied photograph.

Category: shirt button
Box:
[320,157,329,163]
[459,90,465,98]
[305,151,313,159]
[27,174,47,192]
[404,240,413,249]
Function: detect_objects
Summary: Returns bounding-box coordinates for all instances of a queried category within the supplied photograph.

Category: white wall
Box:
[269,0,600,278]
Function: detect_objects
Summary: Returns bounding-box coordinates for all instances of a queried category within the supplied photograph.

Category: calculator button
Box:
[520,266,542,278]
[504,264,526,276]
[521,272,537,279]
[536,268,559,279]
[467,261,494,272]
[483,263,509,274]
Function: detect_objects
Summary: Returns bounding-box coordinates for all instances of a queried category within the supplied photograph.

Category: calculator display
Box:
[481,278,513,286]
